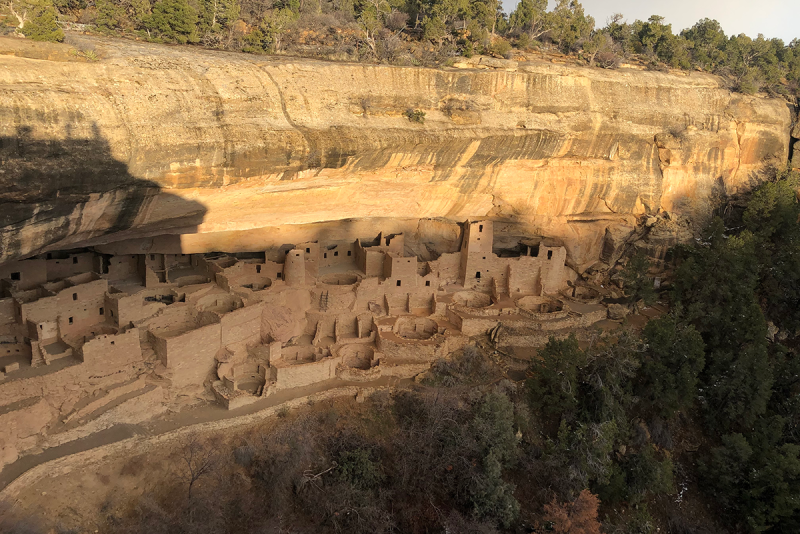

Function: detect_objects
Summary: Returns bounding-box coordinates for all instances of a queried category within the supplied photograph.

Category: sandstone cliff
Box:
[0,36,793,269]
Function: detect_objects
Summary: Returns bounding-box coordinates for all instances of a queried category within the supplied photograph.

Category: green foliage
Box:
[403,108,426,123]
[336,448,384,489]
[146,0,198,43]
[528,335,585,421]
[702,426,800,532]
[620,250,656,305]
[673,219,773,431]
[546,0,593,53]
[638,315,705,418]
[22,0,64,42]
[94,0,123,32]
[742,170,800,333]
[626,444,673,496]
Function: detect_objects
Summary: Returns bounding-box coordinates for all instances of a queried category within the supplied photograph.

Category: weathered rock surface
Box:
[0,36,792,268]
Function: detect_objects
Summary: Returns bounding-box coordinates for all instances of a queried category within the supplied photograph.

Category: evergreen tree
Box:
[20,0,64,41]
[146,0,198,42]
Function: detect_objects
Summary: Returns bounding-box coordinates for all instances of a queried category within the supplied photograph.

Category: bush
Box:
[403,108,425,123]
[22,1,64,42]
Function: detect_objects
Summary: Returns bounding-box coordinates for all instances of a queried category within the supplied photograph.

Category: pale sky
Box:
[500,0,799,43]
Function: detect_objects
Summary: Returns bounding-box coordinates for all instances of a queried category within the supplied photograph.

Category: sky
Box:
[499,0,799,44]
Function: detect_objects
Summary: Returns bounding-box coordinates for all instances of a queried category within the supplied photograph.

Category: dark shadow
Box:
[0,124,207,263]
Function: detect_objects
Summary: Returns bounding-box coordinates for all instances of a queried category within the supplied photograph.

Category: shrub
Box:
[22,1,64,42]
[403,108,425,123]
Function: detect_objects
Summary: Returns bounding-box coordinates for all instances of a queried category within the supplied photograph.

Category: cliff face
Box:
[0,37,792,268]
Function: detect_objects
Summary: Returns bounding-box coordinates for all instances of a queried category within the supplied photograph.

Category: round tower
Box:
[283,248,305,286]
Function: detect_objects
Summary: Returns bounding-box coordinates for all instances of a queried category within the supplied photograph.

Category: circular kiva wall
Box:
[394,316,438,340]
[320,273,359,286]
[452,291,492,309]
[236,274,273,291]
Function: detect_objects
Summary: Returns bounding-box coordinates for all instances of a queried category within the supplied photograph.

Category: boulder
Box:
[600,224,635,265]
[607,303,630,320]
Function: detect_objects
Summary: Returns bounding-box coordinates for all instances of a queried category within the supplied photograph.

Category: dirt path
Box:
[0,375,406,493]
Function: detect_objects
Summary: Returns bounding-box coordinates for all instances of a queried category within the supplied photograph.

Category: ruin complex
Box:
[0,220,612,467]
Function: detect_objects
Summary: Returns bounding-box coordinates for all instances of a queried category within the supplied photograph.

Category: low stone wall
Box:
[0,385,389,501]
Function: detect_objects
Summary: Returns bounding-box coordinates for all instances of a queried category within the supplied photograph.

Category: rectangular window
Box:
[334,251,338,257]
[347,251,352,256]
[99,307,104,315]
[73,257,78,264]
[68,317,73,325]
[425,281,430,287]
[72,293,77,301]
[547,250,553,260]
[110,310,114,317]
[476,272,481,279]
[111,341,115,345]
[277,273,282,279]
[150,254,155,260]
[324,253,327,259]
[479,224,483,232]
[396,280,401,287]
[10,272,20,281]
[256,265,261,274]
[306,248,310,253]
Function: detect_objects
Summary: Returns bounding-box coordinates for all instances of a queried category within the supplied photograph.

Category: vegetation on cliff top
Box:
[1,0,799,98]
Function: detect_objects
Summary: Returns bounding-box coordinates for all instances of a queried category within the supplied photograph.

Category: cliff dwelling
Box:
[0,219,616,464]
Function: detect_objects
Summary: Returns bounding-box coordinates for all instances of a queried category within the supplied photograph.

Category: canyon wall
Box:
[0,36,793,269]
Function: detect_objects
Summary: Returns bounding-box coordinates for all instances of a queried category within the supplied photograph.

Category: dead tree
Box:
[177,433,218,500]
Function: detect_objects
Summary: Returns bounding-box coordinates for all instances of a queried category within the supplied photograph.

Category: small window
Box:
[324,253,327,259]
[306,248,310,253]
[479,224,483,232]
[68,317,73,325]
[425,280,431,287]
[72,293,77,301]
[10,272,20,281]
[476,272,481,279]
[296,253,300,257]
[72,257,78,264]
[477,238,480,241]
[277,273,282,279]
[110,310,114,317]
[347,251,352,256]
[396,280,402,287]
[547,250,553,260]
[150,254,155,260]
[99,307,104,315]
[39,324,43,329]
[110,341,115,345]
[256,265,261,274]
[47,253,52,259]
[483,257,486,260]
[334,251,338,257]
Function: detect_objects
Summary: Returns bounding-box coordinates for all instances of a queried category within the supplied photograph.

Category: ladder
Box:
[320,291,329,312]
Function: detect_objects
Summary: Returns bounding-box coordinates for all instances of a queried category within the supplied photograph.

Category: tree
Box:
[638,315,705,418]
[542,489,602,534]
[508,0,547,41]
[145,0,198,43]
[6,0,64,41]
[177,433,218,499]
[620,249,656,306]
[21,0,63,41]
[528,335,585,424]
[681,18,727,70]
[546,0,594,53]
[94,0,123,32]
